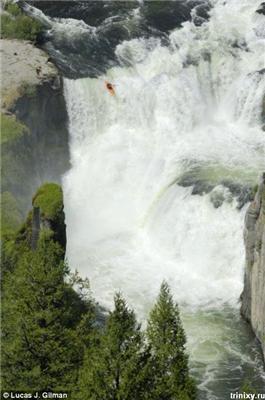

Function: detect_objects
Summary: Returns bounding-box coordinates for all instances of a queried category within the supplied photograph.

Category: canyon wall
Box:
[241,174,265,361]
[1,39,69,235]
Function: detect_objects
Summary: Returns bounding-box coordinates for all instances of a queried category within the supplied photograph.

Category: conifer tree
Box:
[77,293,150,400]
[146,281,196,400]
[1,239,91,392]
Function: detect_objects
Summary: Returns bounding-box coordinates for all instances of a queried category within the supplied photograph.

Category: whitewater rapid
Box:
[63,0,264,309]
[61,0,265,396]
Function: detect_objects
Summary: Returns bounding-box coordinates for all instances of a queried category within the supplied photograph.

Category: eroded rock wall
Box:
[241,174,265,361]
[1,39,70,223]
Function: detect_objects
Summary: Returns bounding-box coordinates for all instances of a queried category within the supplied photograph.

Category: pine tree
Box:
[146,281,196,400]
[77,293,150,400]
[1,239,91,392]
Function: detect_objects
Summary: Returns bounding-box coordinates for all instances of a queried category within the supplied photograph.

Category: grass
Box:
[1,2,43,41]
[1,113,28,144]
[32,183,63,220]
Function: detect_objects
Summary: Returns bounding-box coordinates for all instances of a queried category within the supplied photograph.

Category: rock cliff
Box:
[1,39,69,236]
[241,174,265,361]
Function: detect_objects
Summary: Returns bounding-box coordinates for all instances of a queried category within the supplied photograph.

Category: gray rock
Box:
[241,174,265,362]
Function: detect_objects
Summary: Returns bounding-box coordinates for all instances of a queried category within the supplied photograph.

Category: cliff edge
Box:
[241,174,265,361]
[1,39,58,111]
[1,38,69,237]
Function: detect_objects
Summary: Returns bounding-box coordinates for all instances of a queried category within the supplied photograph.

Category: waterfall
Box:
[61,0,265,397]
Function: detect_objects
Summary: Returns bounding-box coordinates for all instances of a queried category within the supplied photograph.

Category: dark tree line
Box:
[1,238,196,399]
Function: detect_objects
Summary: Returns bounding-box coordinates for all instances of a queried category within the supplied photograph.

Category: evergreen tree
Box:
[1,239,92,392]
[146,281,196,400]
[77,293,150,400]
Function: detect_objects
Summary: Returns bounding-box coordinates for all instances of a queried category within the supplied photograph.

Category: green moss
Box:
[1,3,43,41]
[1,113,28,144]
[32,183,63,220]
[1,191,23,238]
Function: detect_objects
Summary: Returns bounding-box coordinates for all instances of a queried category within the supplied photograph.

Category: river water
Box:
[27,0,265,398]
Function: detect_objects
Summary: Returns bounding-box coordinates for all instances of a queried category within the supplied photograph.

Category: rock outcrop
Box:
[1,39,69,236]
[241,173,265,361]
[32,183,66,252]
[15,183,66,254]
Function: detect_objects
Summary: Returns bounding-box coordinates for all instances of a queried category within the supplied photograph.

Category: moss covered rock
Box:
[33,183,63,220]
[32,183,66,251]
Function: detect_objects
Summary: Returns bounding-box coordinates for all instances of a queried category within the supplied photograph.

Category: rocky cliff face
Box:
[241,174,265,361]
[1,39,70,235]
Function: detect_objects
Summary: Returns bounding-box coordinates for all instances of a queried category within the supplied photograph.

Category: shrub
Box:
[1,3,43,41]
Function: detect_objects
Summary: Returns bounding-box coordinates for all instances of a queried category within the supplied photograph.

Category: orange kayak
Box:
[105,81,115,96]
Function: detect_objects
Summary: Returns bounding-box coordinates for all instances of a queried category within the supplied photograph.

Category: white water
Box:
[63,0,265,396]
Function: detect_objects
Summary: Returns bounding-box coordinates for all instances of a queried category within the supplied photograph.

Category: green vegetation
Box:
[1,185,196,398]
[1,113,28,144]
[1,2,43,41]
[77,294,150,400]
[0,191,23,237]
[77,283,196,400]
[1,241,195,398]
[33,183,63,220]
[1,240,93,391]
[147,282,197,400]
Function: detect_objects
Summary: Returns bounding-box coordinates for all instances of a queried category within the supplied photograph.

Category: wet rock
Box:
[241,173,265,362]
[256,2,265,15]
[177,170,254,209]
[209,186,233,208]
[2,75,70,216]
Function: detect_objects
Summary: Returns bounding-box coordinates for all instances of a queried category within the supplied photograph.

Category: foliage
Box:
[1,240,95,393]
[1,3,43,41]
[32,183,63,220]
[146,281,197,400]
[1,195,196,398]
[1,191,23,237]
[6,2,22,17]
[77,285,196,400]
[77,293,151,400]
[1,113,28,145]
